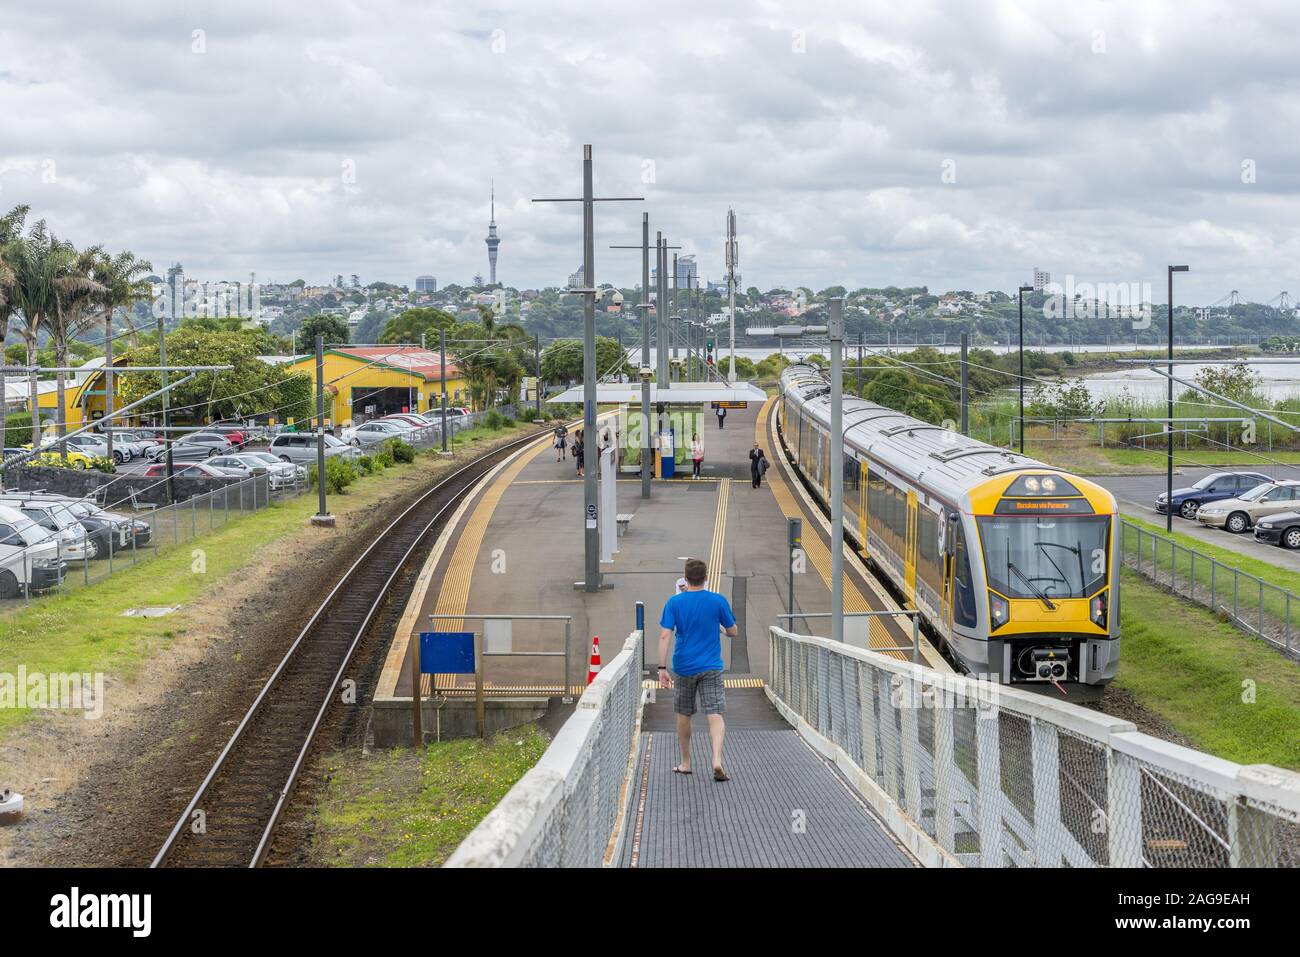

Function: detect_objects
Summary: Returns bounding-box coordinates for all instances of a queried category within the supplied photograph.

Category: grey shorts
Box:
[673,670,726,716]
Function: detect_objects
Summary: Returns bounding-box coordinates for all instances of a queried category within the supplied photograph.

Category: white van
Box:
[0,503,66,598]
[0,496,97,563]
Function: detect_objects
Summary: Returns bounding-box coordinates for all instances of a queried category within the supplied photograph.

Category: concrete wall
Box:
[3,465,263,509]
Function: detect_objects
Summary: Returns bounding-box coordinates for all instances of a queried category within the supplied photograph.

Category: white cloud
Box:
[0,0,1298,301]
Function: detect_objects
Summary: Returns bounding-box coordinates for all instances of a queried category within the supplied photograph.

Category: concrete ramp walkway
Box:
[618,689,917,868]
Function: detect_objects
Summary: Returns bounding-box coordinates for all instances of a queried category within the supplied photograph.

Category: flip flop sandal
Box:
[713,767,730,782]
[673,765,692,775]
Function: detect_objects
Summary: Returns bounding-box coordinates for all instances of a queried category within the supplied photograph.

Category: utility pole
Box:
[157,311,175,505]
[534,145,641,591]
[656,235,669,387]
[856,330,863,397]
[829,298,845,644]
[726,208,738,382]
[440,329,449,452]
[311,333,334,526]
[534,334,541,417]
[671,253,680,381]
[104,312,114,463]
[960,331,969,435]
[609,214,655,500]
[1017,285,1032,453]
[1167,265,1189,533]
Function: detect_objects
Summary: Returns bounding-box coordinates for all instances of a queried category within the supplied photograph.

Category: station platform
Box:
[374,398,938,865]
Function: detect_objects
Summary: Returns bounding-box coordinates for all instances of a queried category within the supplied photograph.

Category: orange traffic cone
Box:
[587,636,602,685]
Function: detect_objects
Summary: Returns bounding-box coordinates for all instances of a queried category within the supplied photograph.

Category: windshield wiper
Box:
[1007,560,1057,610]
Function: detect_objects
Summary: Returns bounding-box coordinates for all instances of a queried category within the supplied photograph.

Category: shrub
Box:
[308,456,359,494]
[372,444,395,469]
[89,455,117,474]
[485,410,506,430]
[356,454,374,475]
[388,438,416,463]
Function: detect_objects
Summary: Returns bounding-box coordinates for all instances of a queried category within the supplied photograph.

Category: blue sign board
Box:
[419,631,476,675]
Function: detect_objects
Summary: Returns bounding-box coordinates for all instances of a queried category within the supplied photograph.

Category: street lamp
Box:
[1167,264,1190,533]
[1017,284,1033,454]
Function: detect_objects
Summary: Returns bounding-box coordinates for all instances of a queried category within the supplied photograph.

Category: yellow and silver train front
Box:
[956,470,1119,692]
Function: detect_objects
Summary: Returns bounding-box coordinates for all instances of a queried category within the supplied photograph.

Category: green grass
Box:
[0,423,541,735]
[309,726,549,866]
[1122,514,1299,598]
[1099,447,1300,469]
[1116,570,1300,769]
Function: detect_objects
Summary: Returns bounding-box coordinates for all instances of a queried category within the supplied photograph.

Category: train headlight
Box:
[1090,591,1108,628]
[989,593,1010,631]
[1024,476,1040,493]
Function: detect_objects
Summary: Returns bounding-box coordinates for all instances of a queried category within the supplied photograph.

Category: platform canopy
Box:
[546,380,768,405]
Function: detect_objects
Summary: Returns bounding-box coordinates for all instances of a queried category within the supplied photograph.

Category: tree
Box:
[0,204,30,444]
[297,313,349,350]
[8,221,68,446]
[540,336,627,383]
[379,306,456,345]
[116,327,313,425]
[47,242,107,449]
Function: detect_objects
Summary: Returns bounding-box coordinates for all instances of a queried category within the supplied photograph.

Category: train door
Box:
[904,489,918,601]
[859,462,868,557]
[940,512,953,636]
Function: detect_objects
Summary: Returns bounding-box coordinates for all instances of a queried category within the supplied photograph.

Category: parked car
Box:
[0,503,65,597]
[1195,480,1300,533]
[97,429,155,459]
[377,414,431,431]
[0,495,97,562]
[17,445,97,469]
[206,425,249,448]
[1155,471,1273,520]
[14,493,144,558]
[36,433,128,463]
[145,433,232,462]
[1251,510,1300,550]
[343,420,413,448]
[143,462,238,479]
[207,452,303,489]
[267,431,354,465]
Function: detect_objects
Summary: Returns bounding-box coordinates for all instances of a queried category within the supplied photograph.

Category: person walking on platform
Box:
[573,430,585,477]
[658,558,738,781]
[553,423,568,462]
[749,444,768,489]
[715,404,727,429]
[690,433,704,479]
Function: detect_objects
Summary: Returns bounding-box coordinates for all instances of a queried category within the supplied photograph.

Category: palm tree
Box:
[9,221,62,447]
[93,250,152,459]
[0,205,30,445]
[48,243,106,451]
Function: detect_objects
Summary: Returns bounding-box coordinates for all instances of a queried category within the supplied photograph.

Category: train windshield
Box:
[977,516,1110,601]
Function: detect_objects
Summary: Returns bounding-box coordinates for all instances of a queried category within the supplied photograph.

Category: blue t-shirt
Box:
[659,589,735,676]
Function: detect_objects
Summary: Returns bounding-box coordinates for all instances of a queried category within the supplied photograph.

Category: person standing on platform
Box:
[658,558,737,781]
[715,404,727,429]
[553,423,568,462]
[749,444,768,488]
[690,433,704,480]
[573,429,585,478]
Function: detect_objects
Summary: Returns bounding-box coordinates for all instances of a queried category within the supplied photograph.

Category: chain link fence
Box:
[768,626,1300,868]
[1120,519,1298,660]
[446,630,644,868]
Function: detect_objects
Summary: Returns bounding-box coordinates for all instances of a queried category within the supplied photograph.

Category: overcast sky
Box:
[2,0,1298,303]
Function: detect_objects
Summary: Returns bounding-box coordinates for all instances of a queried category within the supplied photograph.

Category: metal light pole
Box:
[104,312,114,463]
[671,254,680,380]
[656,235,669,387]
[609,214,655,500]
[312,333,333,525]
[1167,265,1189,533]
[158,311,175,504]
[1017,284,1032,454]
[828,298,845,644]
[960,331,969,435]
[440,329,448,452]
[534,145,642,591]
[726,208,738,383]
[534,334,541,417]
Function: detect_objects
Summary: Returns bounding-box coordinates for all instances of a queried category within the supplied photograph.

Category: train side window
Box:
[844,455,859,493]
[918,508,937,563]
[952,522,977,628]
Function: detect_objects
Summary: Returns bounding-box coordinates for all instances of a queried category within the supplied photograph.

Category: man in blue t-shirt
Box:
[658,558,738,781]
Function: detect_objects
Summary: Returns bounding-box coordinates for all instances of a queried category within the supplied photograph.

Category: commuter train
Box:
[779,364,1120,694]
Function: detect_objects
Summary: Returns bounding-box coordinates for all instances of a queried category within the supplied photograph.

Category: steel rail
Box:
[150,427,549,868]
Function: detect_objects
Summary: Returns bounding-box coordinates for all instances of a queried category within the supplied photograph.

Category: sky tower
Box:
[484,182,500,285]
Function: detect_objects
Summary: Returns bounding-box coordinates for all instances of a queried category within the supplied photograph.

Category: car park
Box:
[1252,510,1300,550]
[267,432,354,465]
[0,495,97,562]
[1194,480,1300,533]
[1154,470,1273,520]
[207,452,303,489]
[0,503,65,598]
[12,493,144,558]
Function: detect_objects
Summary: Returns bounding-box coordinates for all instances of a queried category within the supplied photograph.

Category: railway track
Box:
[151,429,546,868]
